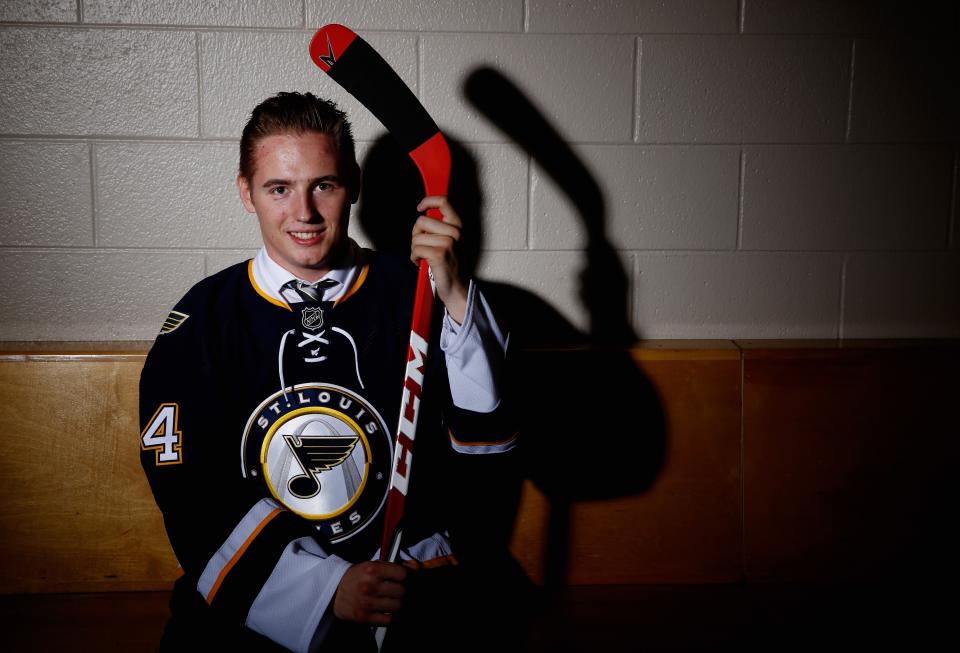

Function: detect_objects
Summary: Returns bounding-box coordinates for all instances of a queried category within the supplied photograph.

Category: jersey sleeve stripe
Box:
[401,553,459,570]
[245,538,353,653]
[374,531,458,567]
[448,428,519,454]
[199,499,283,604]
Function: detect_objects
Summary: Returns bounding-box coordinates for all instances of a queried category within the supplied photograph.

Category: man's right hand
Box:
[333,561,408,626]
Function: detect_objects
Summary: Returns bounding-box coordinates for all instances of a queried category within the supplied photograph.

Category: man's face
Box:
[237,131,355,282]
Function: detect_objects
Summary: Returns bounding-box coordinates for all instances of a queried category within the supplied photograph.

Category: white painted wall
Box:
[1,0,957,340]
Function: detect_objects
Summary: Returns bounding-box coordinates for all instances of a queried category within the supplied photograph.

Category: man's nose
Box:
[297,190,319,221]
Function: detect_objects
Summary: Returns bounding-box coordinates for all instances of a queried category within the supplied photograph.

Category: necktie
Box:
[282,278,338,303]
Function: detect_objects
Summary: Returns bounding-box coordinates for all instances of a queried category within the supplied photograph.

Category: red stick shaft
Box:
[379,259,434,561]
[379,134,450,562]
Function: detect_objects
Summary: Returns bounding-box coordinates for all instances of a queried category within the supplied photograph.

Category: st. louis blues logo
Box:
[301,306,324,331]
[241,384,391,542]
[282,433,357,499]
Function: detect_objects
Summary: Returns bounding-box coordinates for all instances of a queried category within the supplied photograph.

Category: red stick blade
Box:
[409,132,452,201]
[309,24,357,72]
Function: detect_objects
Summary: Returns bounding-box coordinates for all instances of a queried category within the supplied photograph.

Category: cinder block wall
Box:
[1,0,957,340]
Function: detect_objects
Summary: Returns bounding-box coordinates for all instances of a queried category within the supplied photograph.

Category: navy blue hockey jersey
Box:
[139,251,514,650]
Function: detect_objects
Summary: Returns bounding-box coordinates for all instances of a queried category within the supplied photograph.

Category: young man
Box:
[139,92,516,651]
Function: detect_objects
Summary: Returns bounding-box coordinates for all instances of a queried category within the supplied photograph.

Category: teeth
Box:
[291,232,321,240]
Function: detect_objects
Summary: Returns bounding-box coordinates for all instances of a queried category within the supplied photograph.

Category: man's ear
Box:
[237,174,257,213]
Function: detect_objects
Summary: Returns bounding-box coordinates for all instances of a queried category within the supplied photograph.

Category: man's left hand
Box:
[411,196,469,324]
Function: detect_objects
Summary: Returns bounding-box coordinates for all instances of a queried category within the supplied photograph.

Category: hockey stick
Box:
[309,24,450,647]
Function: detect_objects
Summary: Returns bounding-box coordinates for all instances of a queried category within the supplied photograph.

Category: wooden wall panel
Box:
[4,340,957,594]
[0,354,180,593]
[741,343,959,582]
[510,344,743,585]
[509,480,550,585]
[573,355,742,583]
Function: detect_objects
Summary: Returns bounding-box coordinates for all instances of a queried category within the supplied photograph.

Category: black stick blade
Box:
[310,24,438,155]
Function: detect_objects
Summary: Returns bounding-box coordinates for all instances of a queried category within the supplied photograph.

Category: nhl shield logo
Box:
[301,307,324,331]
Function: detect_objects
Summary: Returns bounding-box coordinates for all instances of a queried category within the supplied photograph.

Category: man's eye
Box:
[315,183,333,192]
[270,186,287,196]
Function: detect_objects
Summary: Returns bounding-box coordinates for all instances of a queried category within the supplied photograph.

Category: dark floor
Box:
[525,583,951,652]
[2,583,950,652]
[3,591,171,652]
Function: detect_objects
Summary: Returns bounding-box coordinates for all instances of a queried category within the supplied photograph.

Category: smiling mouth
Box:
[289,231,324,243]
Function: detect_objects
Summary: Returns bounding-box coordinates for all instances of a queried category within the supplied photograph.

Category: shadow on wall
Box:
[357,67,667,596]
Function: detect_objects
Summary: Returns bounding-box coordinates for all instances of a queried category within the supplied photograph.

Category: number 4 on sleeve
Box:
[141,403,183,465]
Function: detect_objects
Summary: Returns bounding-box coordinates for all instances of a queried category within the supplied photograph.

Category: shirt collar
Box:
[251,240,363,304]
